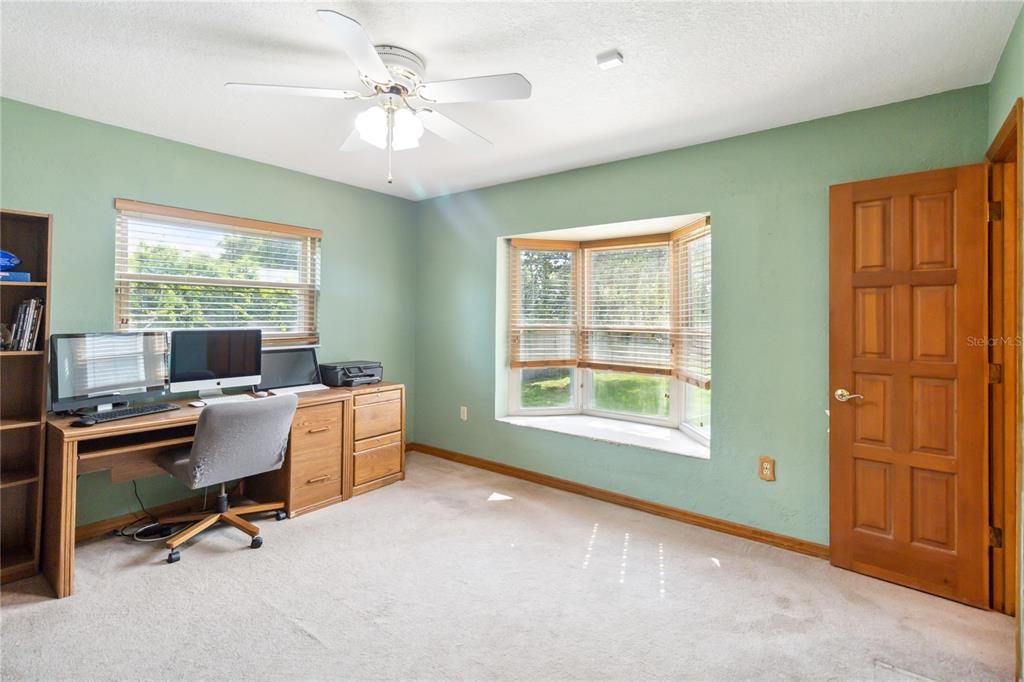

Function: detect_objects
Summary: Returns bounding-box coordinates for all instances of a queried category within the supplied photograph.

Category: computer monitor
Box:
[169,329,262,396]
[257,346,321,391]
[50,332,170,412]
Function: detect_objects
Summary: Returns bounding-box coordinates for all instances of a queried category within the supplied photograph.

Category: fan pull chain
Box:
[386,107,395,184]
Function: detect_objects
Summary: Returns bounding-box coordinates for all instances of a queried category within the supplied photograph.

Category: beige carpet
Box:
[1,452,1014,680]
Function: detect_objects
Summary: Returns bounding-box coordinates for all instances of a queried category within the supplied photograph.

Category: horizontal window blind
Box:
[672,221,711,388]
[115,205,321,342]
[581,244,672,374]
[509,244,577,366]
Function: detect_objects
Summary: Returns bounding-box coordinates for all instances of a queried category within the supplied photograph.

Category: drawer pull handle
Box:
[306,475,331,484]
[307,426,330,434]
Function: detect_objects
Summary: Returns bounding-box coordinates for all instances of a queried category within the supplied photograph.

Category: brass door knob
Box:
[834,388,864,402]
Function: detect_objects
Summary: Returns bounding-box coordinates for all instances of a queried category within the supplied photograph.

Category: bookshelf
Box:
[0,209,51,584]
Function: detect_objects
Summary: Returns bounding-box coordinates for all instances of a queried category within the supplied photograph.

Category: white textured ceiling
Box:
[1,1,1019,201]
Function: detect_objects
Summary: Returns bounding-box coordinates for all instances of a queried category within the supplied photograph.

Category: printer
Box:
[319,360,383,387]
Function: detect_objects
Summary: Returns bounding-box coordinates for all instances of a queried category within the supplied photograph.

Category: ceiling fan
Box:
[226,9,532,184]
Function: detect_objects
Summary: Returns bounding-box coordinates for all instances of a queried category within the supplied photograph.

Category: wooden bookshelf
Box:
[0,209,51,584]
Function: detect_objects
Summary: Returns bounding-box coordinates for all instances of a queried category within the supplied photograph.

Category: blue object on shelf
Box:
[0,250,22,272]
[0,271,31,282]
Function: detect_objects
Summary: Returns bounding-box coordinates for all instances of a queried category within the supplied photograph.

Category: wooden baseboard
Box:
[408,442,830,560]
[75,495,206,544]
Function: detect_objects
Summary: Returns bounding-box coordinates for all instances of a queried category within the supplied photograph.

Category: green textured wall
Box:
[411,86,989,545]
[0,98,418,526]
[989,5,1024,141]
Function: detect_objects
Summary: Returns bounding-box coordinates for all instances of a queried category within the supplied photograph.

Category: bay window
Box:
[508,218,711,443]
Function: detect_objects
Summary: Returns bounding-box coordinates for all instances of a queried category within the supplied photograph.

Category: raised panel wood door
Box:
[829,165,988,608]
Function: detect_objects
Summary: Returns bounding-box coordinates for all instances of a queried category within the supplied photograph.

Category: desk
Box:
[43,383,405,598]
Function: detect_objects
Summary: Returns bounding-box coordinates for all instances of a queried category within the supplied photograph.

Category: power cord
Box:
[113,480,183,543]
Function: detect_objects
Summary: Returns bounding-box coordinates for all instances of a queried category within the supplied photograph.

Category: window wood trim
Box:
[114,198,323,239]
[509,238,580,250]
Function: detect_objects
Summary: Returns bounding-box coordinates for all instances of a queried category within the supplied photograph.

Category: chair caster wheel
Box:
[275,510,287,521]
[167,550,180,564]
[250,536,263,549]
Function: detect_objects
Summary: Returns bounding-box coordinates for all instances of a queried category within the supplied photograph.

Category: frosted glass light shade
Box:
[355,105,424,151]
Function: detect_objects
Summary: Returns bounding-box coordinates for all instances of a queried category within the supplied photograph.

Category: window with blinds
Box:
[509,243,578,367]
[672,221,712,389]
[114,200,322,343]
[507,216,711,437]
[581,244,671,374]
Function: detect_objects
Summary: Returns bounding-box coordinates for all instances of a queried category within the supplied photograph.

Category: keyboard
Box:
[269,384,329,395]
[199,394,254,405]
[84,403,181,423]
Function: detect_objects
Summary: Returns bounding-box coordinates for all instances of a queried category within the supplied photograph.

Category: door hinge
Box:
[989,201,1004,222]
[989,363,1003,384]
[990,526,1004,549]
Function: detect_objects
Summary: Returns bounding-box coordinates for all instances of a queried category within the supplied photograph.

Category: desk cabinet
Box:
[350,384,406,495]
[249,400,348,517]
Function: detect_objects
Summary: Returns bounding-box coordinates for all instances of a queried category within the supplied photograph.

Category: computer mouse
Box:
[188,400,206,408]
[71,417,96,427]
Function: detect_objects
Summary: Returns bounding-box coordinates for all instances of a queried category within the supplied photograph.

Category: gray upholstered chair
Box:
[156,394,298,563]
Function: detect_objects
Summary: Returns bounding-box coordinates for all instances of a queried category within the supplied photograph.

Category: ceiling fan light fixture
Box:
[392,108,424,150]
[355,105,424,150]
[355,105,388,149]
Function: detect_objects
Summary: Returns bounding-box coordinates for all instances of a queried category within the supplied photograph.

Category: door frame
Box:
[986,96,1022,675]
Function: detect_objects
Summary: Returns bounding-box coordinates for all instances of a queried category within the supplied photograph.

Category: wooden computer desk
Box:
[43,382,405,598]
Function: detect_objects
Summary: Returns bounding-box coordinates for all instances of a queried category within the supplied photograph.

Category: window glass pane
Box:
[520,367,575,408]
[684,384,711,436]
[590,370,670,418]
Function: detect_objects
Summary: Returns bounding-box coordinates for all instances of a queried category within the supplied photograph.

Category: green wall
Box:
[0,98,418,525]
[989,5,1024,141]
[411,86,989,545]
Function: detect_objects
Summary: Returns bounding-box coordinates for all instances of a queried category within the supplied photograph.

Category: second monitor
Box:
[169,329,262,400]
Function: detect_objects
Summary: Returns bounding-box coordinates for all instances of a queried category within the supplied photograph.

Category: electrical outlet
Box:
[759,456,776,481]
[459,405,468,422]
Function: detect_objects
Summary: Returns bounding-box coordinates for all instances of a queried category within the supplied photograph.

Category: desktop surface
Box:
[47,386,372,439]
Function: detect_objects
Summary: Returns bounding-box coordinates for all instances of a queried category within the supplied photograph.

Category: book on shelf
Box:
[8,297,44,351]
[0,272,32,282]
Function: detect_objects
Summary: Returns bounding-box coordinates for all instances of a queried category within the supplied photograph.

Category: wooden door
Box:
[829,165,989,608]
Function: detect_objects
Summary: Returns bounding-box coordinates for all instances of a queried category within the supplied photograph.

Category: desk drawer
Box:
[354,389,402,407]
[353,399,401,440]
[291,446,342,510]
[291,403,343,453]
[354,430,402,453]
[353,442,402,486]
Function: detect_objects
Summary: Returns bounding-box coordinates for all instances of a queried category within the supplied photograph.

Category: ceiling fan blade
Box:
[316,10,391,84]
[417,73,531,103]
[416,108,490,146]
[225,82,361,99]
[339,128,371,152]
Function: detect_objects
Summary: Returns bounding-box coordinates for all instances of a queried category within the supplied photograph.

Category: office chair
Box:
[155,394,298,563]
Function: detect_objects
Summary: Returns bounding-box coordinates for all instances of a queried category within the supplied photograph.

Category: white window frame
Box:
[508,366,579,417]
[581,368,680,428]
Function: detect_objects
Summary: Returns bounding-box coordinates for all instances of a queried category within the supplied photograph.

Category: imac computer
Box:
[256,346,328,395]
[50,332,171,413]
[169,329,262,403]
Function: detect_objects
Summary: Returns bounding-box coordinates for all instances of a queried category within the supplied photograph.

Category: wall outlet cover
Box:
[459,405,468,421]
[759,456,776,481]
